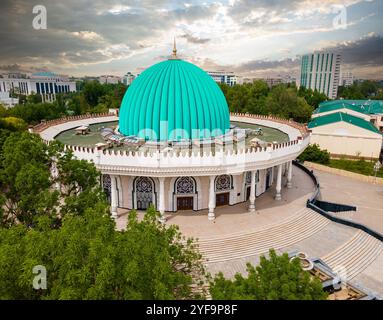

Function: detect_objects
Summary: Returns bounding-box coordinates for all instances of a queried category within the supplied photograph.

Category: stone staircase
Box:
[322,230,383,280]
[331,210,357,221]
[197,208,330,264]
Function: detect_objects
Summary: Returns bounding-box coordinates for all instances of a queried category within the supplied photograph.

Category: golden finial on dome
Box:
[171,37,177,59]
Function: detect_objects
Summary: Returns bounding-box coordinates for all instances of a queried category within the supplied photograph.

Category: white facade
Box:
[98,75,122,84]
[36,113,309,220]
[0,72,76,105]
[340,71,354,87]
[300,51,341,99]
[309,122,382,159]
[207,71,241,86]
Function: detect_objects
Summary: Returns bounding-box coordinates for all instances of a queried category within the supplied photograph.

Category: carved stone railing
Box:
[230,112,310,138]
[33,112,116,133]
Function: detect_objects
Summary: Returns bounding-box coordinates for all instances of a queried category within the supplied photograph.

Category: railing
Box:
[34,111,309,139]
[230,112,310,138]
[33,112,116,133]
[58,138,309,170]
[293,160,383,243]
[38,112,310,159]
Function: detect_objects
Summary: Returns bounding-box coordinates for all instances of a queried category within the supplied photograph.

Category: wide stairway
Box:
[331,210,358,220]
[322,230,383,280]
[197,208,330,264]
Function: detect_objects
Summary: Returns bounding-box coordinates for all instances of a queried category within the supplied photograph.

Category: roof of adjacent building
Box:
[119,59,230,141]
[32,71,58,77]
[308,112,382,134]
[314,100,383,115]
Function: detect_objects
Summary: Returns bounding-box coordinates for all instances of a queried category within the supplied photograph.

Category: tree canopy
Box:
[0,132,102,227]
[338,80,383,100]
[210,249,327,300]
[220,81,314,123]
[0,206,207,300]
[0,131,208,300]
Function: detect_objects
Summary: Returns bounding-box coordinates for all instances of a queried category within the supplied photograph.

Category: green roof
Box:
[308,112,382,134]
[314,100,383,115]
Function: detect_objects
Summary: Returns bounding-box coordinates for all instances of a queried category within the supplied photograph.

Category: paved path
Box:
[312,168,383,234]
[115,165,383,297]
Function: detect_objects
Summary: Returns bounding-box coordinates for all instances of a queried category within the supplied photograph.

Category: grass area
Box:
[328,159,383,178]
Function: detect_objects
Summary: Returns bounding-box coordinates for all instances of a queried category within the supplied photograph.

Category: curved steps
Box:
[197,208,330,264]
[331,211,357,220]
[322,230,383,280]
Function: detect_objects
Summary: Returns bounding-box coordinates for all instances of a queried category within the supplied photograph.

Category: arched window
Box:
[135,177,153,193]
[175,177,196,194]
[102,174,111,202]
[134,177,154,210]
[215,174,233,191]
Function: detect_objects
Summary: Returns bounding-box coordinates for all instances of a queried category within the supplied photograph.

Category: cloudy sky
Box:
[1,0,382,79]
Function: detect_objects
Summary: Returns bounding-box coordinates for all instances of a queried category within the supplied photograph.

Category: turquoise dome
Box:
[119,59,230,141]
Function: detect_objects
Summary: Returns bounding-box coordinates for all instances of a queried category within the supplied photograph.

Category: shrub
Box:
[298,144,330,164]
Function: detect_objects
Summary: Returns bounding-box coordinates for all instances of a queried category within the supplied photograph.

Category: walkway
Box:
[311,168,383,234]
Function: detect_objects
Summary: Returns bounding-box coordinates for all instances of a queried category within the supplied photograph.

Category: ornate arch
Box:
[133,177,155,210]
[134,176,154,193]
[215,174,233,191]
[175,176,196,194]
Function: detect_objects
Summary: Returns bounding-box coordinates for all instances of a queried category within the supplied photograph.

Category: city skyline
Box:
[1,0,382,79]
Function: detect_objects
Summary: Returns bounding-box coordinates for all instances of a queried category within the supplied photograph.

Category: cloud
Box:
[0,0,381,78]
[181,33,211,44]
[337,33,383,67]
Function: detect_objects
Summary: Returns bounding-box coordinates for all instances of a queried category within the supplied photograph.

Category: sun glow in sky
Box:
[1,0,382,78]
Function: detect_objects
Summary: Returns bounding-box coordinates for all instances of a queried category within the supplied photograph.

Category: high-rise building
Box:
[299,51,341,99]
[340,71,354,87]
[122,72,136,86]
[207,71,242,86]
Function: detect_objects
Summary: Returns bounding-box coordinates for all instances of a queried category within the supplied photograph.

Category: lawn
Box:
[328,159,383,178]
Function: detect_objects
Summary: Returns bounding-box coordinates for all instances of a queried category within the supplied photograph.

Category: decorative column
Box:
[275,164,282,201]
[208,175,216,221]
[110,175,118,218]
[248,170,256,212]
[158,177,166,223]
[287,161,293,189]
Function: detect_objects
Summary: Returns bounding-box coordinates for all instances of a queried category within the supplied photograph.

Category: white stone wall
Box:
[310,122,383,158]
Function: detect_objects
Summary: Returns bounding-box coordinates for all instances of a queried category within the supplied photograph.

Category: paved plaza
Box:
[115,165,383,298]
[311,167,383,233]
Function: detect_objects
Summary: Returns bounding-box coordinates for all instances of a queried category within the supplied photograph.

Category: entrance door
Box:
[136,192,153,210]
[246,186,250,200]
[216,192,230,207]
[177,196,194,210]
[266,172,271,190]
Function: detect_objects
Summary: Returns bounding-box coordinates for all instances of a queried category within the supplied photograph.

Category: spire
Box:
[171,37,178,59]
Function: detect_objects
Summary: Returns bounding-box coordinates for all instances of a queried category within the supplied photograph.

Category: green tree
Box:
[210,249,327,300]
[298,143,330,164]
[0,206,207,300]
[82,80,107,107]
[0,116,28,131]
[298,87,328,109]
[0,132,104,226]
